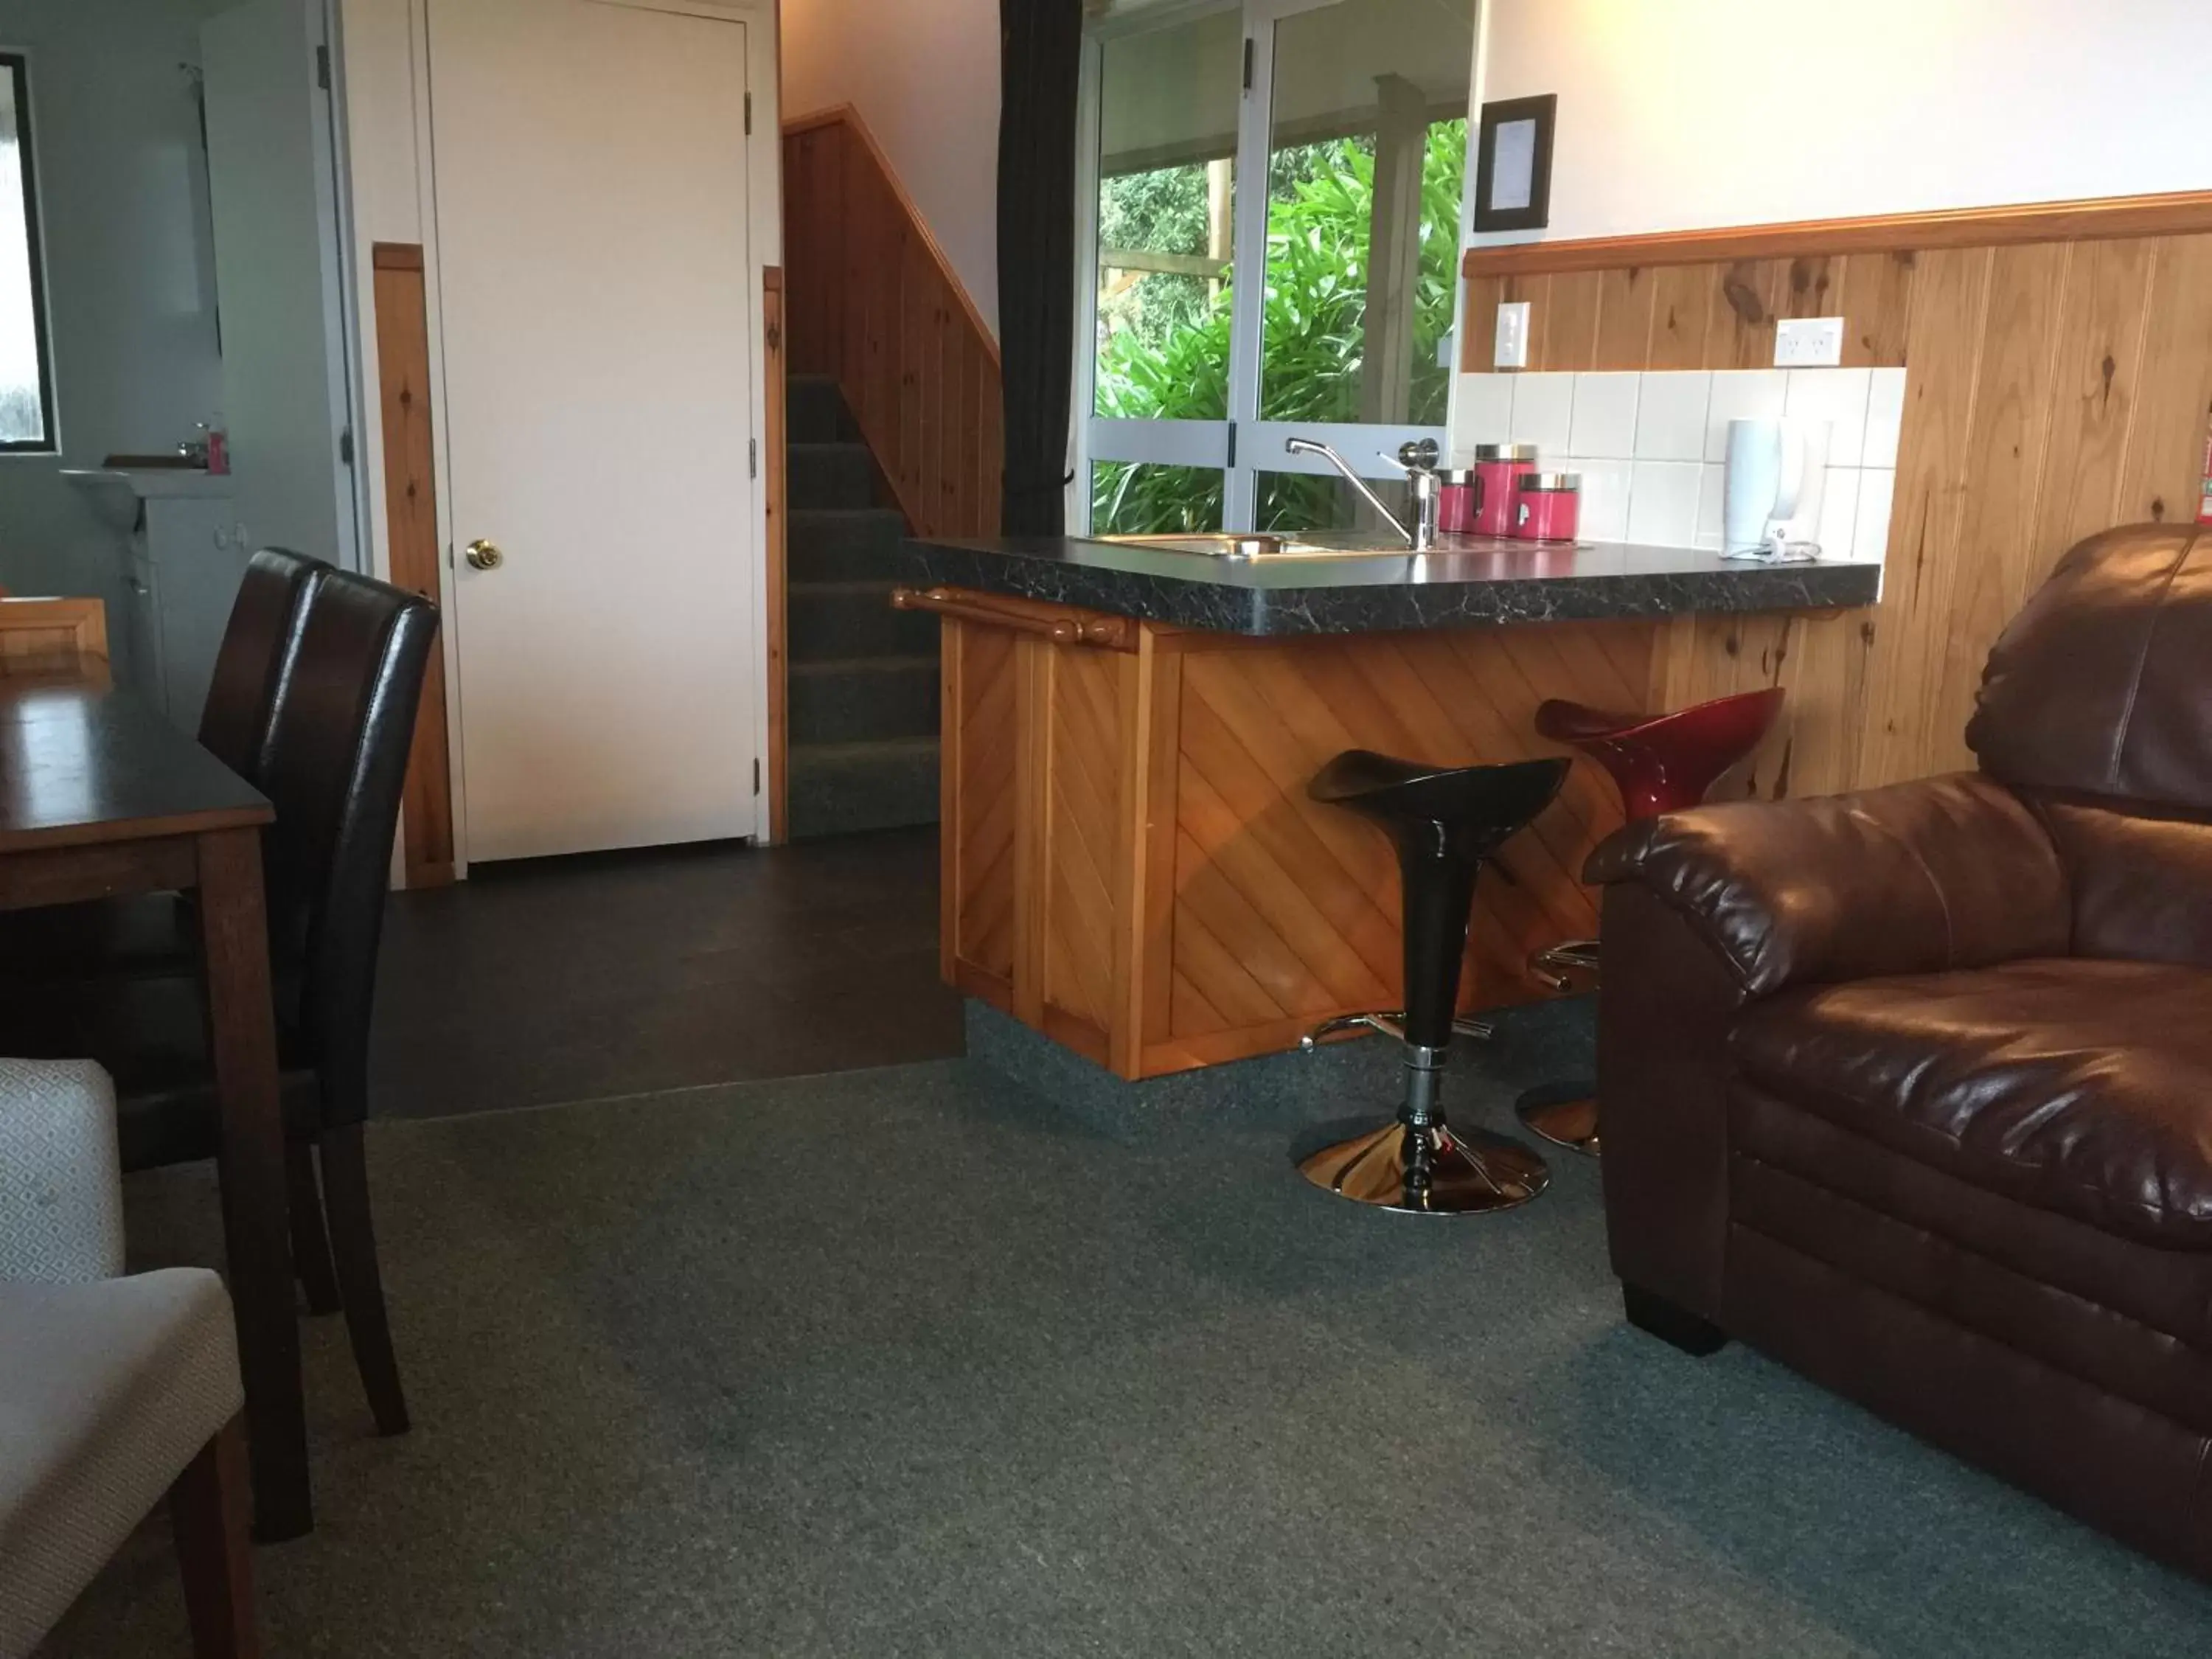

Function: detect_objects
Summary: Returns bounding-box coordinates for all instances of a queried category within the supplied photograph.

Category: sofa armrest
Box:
[1585,773,2070,998]
[0,1058,125,1284]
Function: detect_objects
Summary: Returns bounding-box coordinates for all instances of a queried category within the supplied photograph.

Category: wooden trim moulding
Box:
[369,240,456,888]
[1461,189,2212,278]
[779,102,1003,367]
[762,264,789,842]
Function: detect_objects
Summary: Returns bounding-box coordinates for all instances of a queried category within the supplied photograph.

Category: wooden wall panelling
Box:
[1645,264,1714,370]
[2024,237,2160,588]
[1592,265,1657,369]
[1537,271,1601,371]
[1835,250,1916,367]
[1118,637,1182,1074]
[762,266,789,842]
[1926,243,2071,751]
[1851,246,1994,786]
[369,243,455,888]
[1460,273,1503,371]
[2118,234,2212,528]
[1708,260,1789,370]
[782,108,1003,540]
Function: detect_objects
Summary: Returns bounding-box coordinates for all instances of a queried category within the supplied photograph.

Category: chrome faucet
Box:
[1284,436,1442,552]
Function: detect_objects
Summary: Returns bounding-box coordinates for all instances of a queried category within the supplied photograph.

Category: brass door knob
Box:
[465,538,504,571]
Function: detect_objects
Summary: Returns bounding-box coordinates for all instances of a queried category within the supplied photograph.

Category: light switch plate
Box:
[1495,301,1531,369]
[1775,316,1845,367]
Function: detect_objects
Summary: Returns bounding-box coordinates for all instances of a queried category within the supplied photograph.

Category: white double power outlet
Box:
[1774,316,1846,367]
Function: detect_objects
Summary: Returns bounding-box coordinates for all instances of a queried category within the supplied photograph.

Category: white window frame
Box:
[1071,0,1478,535]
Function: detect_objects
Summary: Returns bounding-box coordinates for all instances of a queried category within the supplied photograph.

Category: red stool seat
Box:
[1536,687,1786,821]
[1519,686,1787,1159]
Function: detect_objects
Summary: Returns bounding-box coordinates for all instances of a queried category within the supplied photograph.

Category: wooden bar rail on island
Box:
[933,585,1660,1079]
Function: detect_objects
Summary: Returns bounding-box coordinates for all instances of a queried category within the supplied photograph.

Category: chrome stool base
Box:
[1298,1119,1550,1214]
[1301,1010,1495,1051]
[1516,1080,1600,1156]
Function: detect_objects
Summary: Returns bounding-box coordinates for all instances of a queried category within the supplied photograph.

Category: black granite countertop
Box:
[902,533,1881,637]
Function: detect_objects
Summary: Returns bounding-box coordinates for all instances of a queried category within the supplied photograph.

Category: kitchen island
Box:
[897,534,1879,1080]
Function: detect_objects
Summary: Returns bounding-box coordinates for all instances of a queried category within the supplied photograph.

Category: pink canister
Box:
[1512,472,1582,542]
[1435,470,1478,534]
[1472,443,1539,537]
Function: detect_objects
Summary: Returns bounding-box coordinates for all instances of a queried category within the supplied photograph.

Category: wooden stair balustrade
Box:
[782,106,1004,540]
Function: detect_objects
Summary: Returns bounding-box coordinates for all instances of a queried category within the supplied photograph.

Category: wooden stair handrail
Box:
[892,585,1135,652]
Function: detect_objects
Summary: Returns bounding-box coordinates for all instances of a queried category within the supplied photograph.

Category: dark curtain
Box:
[996,0,1085,535]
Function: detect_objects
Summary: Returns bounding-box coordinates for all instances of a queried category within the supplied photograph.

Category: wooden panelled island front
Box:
[901,539,1878,1081]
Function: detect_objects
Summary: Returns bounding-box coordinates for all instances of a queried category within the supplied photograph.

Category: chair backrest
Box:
[198,549,331,781]
[257,568,439,1120]
[1967,523,2212,966]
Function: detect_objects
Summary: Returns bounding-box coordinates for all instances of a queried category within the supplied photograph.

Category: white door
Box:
[201,0,361,574]
[429,0,758,862]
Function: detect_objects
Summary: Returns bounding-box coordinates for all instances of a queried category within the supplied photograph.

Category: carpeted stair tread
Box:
[789,655,940,744]
[787,737,941,838]
[787,442,882,510]
[787,374,860,445]
[786,507,909,582]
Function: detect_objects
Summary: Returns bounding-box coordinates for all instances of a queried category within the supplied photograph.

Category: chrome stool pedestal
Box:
[1293,749,1569,1216]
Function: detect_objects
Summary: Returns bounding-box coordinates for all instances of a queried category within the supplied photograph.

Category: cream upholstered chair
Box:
[0,1058,259,1659]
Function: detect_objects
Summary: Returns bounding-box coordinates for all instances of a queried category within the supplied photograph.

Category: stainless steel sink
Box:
[1097,532,1412,561]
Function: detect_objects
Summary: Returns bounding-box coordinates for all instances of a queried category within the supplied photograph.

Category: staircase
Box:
[785,375,941,838]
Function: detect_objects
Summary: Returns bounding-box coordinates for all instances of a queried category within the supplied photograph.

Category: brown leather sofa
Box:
[1588,522,2212,1580]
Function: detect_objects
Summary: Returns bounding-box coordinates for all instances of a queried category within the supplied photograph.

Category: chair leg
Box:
[286,1141,343,1316]
[170,1416,261,1659]
[1623,1284,1729,1357]
[318,1121,411,1436]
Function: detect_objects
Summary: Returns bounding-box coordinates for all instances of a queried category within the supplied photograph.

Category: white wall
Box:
[782,0,1001,335]
[1473,0,2212,247]
[0,0,227,658]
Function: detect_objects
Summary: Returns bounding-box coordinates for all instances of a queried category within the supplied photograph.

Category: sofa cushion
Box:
[1731,959,2212,1248]
[0,1268,241,1658]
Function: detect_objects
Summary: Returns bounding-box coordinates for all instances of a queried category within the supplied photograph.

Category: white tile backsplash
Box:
[1694,463,1727,552]
[1785,367,1873,467]
[1627,461,1703,548]
[1863,366,1907,469]
[1451,372,1515,459]
[1509,372,1575,453]
[1444,364,1909,563]
[1569,372,1641,459]
[1705,369,1789,461]
[1633,372,1711,462]
[1566,457,1632,543]
[1816,467,1860,561]
[1854,469,1896,563]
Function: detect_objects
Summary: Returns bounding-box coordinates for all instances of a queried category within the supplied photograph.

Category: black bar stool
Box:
[1296,750,1571,1214]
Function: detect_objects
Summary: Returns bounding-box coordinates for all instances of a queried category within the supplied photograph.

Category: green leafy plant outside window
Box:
[1093,119,1467,535]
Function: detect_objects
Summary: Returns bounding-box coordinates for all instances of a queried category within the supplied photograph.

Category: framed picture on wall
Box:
[1472,94,1557,234]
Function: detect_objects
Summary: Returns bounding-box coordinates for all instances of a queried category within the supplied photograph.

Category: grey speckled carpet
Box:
[41,1046,2212,1658]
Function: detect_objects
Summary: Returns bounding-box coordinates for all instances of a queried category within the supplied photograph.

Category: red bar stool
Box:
[1517,687,1787,1155]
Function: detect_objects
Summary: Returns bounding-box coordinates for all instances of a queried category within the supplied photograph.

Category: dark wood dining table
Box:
[0,670,311,1540]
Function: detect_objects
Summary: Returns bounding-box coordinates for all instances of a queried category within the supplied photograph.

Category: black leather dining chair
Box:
[2,569,439,1436]
[199,549,333,781]
[0,549,333,984]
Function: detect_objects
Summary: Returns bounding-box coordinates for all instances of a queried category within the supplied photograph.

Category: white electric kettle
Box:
[1724,418,1829,558]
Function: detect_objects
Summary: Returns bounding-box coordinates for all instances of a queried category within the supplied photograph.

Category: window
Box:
[0,53,56,452]
[1078,0,1477,535]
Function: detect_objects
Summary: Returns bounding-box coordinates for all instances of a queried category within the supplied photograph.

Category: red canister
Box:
[1436,470,1478,534]
[1512,472,1581,542]
[1472,443,1539,537]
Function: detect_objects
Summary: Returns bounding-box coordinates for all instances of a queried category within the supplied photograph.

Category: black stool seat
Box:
[1311,751,1574,843]
[1297,749,1569,1214]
